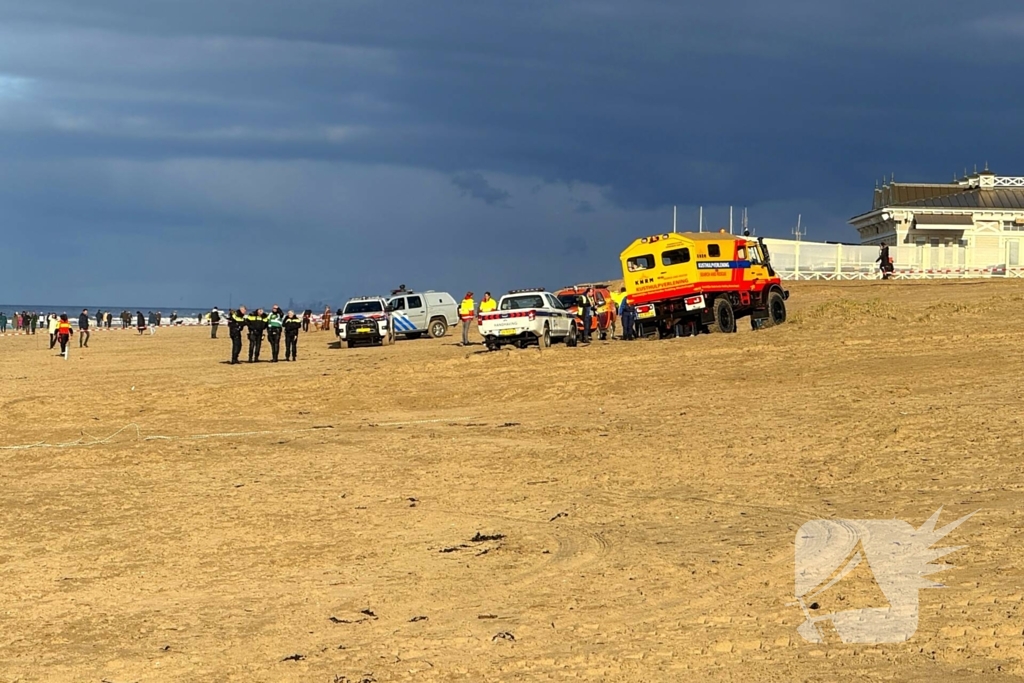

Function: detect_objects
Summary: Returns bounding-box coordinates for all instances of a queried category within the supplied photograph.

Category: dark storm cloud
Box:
[451,171,511,207]
[1,0,1023,303]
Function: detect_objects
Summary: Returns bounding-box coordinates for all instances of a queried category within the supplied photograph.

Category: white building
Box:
[850,170,1024,268]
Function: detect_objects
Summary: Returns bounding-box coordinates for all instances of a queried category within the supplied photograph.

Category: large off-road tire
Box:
[429,318,448,338]
[540,324,551,348]
[765,290,787,327]
[710,297,737,334]
[346,340,355,349]
[566,324,578,347]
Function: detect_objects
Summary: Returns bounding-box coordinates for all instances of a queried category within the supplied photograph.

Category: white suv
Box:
[477,289,578,351]
[338,297,393,348]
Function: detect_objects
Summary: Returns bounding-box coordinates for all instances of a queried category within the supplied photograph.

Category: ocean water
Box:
[0,305,209,319]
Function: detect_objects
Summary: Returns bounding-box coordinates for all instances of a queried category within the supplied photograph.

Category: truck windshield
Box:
[344,301,383,314]
[557,295,579,308]
[501,295,544,310]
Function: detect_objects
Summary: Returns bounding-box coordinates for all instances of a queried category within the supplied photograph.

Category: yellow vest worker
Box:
[610,290,625,307]
[458,292,475,346]
[479,293,497,313]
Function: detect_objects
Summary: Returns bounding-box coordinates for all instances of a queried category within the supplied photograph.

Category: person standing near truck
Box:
[618,293,635,341]
[577,289,593,343]
[609,287,626,339]
[284,310,301,361]
[458,292,475,346]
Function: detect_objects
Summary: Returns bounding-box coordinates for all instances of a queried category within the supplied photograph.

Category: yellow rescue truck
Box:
[620,230,789,337]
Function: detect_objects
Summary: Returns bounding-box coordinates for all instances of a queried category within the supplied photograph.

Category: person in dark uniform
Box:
[266,305,284,362]
[283,309,301,361]
[246,308,268,362]
[209,306,221,338]
[228,306,247,364]
[136,310,146,335]
[302,309,312,333]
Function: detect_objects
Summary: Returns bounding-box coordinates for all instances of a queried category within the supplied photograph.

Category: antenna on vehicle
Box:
[699,205,704,233]
[673,205,677,233]
[729,206,733,235]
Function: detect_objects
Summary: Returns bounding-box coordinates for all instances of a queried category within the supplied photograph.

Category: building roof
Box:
[873,183,963,209]
[855,173,1024,223]
[897,188,1024,210]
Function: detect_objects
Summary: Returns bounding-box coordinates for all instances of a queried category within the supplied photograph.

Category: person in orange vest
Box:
[458,292,475,346]
[56,313,74,356]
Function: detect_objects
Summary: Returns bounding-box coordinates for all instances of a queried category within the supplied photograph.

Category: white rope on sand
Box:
[0,423,335,451]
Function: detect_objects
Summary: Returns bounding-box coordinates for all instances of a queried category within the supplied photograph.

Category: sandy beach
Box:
[1,279,1023,682]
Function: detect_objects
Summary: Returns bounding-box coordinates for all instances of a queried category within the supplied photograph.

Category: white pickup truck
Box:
[477,289,578,351]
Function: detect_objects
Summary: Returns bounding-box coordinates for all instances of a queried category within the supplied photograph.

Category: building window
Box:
[1003,221,1024,231]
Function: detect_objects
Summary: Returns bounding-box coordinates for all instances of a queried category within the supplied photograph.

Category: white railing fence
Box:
[763,238,1018,280]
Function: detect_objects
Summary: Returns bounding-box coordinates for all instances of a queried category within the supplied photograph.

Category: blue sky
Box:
[1,0,1022,306]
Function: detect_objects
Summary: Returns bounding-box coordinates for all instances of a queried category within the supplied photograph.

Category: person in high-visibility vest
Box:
[458,292,475,346]
[56,314,73,356]
[479,292,497,313]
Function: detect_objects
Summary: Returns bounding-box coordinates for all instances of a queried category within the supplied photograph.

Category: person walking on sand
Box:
[78,309,91,348]
[56,314,73,356]
[302,309,311,333]
[321,306,331,332]
[48,313,59,349]
[0,311,7,334]
[458,292,475,346]
[876,242,893,280]
[284,309,301,361]
[136,311,146,335]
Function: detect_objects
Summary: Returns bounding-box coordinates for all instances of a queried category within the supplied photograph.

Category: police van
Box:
[385,290,459,339]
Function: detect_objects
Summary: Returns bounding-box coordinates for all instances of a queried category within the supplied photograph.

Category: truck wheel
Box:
[710,297,737,334]
[540,325,551,348]
[429,318,448,338]
[566,324,578,347]
[765,290,787,327]
[346,340,355,349]
[406,332,422,340]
